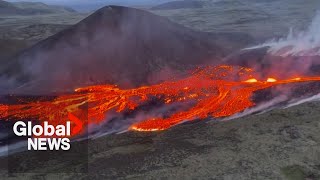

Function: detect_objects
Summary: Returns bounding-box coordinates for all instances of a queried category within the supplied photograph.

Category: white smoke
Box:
[223,10,320,121]
[220,95,288,122]
[247,11,320,57]
[285,93,320,108]
[240,10,320,111]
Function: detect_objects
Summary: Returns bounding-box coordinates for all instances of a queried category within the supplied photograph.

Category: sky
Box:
[6,0,171,11]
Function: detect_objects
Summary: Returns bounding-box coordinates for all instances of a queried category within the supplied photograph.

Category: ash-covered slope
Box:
[0,5,253,94]
[0,39,28,62]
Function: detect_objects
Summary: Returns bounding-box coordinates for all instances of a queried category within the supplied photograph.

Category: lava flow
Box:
[1,65,320,136]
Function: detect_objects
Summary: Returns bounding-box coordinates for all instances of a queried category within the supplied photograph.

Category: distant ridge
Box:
[0,0,76,15]
[151,0,205,10]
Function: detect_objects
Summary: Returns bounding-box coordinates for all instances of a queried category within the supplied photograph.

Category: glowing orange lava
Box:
[267,78,277,82]
[1,65,320,136]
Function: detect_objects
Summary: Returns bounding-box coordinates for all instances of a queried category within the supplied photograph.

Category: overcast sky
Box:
[7,0,170,11]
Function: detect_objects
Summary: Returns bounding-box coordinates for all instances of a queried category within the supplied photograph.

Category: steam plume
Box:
[247,11,320,56]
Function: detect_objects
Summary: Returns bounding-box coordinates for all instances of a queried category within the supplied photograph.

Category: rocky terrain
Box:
[152,0,320,41]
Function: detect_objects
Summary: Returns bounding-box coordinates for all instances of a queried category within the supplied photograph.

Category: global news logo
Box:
[12,113,82,151]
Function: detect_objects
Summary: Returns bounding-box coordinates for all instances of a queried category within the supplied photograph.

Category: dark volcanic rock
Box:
[0,5,253,94]
[151,0,205,10]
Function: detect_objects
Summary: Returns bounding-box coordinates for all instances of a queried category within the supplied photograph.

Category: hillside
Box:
[0,39,28,63]
[0,0,76,15]
[0,5,253,94]
[151,0,205,10]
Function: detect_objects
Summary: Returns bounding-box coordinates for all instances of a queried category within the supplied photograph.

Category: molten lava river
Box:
[1,65,320,137]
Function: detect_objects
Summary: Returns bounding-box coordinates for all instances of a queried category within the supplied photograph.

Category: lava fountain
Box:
[1,65,320,136]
